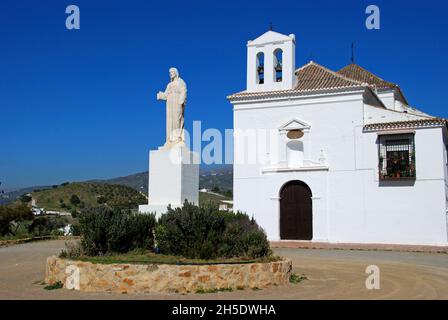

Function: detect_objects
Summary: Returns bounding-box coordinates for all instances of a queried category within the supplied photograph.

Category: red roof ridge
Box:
[338,63,398,89]
[296,61,368,87]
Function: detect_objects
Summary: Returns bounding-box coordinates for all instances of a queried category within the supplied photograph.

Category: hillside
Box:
[199,165,233,194]
[32,182,147,211]
[199,191,232,207]
[95,165,233,195]
[0,185,51,206]
[2,165,233,206]
[32,183,229,211]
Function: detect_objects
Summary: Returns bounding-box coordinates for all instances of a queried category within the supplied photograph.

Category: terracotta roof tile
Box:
[294,61,366,91]
[338,63,409,105]
[227,61,367,101]
[337,64,397,89]
[363,118,448,131]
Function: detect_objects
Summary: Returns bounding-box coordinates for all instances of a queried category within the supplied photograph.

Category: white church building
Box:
[227,30,448,246]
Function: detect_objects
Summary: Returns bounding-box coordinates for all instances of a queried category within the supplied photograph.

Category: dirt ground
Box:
[0,240,447,299]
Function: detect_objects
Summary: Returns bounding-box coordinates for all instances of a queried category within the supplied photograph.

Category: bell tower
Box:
[246,30,297,92]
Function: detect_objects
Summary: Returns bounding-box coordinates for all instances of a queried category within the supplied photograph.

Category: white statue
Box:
[157,67,187,148]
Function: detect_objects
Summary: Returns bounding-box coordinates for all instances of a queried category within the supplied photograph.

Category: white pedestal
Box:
[138,144,199,218]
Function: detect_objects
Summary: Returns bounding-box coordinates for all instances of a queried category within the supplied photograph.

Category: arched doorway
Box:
[280,180,312,240]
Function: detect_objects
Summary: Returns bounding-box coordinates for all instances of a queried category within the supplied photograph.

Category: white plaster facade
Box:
[229,30,448,246]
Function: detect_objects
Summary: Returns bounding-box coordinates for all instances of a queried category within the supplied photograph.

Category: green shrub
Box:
[155,202,271,260]
[70,194,81,206]
[78,206,156,256]
[71,209,79,218]
[70,223,81,236]
[20,194,32,203]
[50,229,64,237]
[0,203,34,236]
[97,196,106,204]
[44,281,63,290]
[290,273,308,284]
[28,216,68,236]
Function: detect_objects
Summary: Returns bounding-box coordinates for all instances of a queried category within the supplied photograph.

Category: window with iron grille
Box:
[378,133,415,180]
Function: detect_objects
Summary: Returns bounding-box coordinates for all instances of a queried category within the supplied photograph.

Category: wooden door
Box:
[280,181,312,240]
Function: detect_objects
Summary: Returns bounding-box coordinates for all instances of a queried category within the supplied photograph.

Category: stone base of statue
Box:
[138,142,199,218]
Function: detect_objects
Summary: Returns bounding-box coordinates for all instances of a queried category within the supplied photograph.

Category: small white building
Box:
[228,30,448,246]
[31,207,45,216]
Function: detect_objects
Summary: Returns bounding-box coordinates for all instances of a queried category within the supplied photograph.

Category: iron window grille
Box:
[378,133,416,180]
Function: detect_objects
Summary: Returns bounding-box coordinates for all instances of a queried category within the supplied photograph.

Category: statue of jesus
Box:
[156,67,187,148]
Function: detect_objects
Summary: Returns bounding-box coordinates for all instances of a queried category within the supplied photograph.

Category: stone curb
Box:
[45,256,292,294]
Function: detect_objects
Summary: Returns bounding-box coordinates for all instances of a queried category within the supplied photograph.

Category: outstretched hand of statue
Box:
[157,91,166,101]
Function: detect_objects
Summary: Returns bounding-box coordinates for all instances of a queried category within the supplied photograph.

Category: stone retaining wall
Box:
[45,257,292,294]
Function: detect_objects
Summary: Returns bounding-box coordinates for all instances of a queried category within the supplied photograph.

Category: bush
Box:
[50,229,64,237]
[28,216,68,236]
[71,209,79,218]
[70,223,81,236]
[44,281,63,290]
[78,206,156,256]
[20,194,32,203]
[0,203,34,236]
[97,196,106,204]
[155,202,271,260]
[70,194,81,206]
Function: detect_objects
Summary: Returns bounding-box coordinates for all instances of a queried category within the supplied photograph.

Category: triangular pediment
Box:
[279,119,311,131]
[248,31,294,46]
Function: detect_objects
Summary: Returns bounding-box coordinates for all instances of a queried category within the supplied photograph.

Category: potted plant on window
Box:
[391,153,401,179]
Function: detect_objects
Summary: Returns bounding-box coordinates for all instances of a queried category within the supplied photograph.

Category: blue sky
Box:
[1,0,447,189]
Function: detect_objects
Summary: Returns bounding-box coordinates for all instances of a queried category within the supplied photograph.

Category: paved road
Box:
[0,240,447,299]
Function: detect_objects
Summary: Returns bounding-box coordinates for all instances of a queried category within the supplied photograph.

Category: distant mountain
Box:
[0,185,52,206]
[1,165,233,205]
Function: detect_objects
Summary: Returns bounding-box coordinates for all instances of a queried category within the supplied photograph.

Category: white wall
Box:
[233,92,448,246]
[334,127,448,245]
[233,92,364,241]
[376,91,395,110]
[364,104,428,124]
